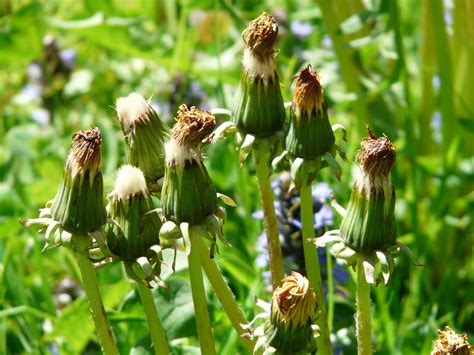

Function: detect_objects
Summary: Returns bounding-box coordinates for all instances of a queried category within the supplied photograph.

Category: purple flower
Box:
[312,182,332,202]
[31,108,50,126]
[60,48,77,70]
[314,204,333,229]
[290,20,313,39]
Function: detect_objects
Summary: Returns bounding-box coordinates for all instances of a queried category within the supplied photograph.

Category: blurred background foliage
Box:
[0,0,472,353]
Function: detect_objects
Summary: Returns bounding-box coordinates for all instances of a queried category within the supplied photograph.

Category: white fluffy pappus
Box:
[112,164,148,200]
[243,48,275,80]
[164,139,194,168]
[115,92,150,131]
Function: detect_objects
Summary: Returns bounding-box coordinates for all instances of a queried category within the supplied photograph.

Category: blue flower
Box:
[290,20,313,39]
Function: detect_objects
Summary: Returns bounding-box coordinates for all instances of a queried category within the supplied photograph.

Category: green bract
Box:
[162,159,218,225]
[285,66,335,160]
[340,131,396,253]
[232,12,285,137]
[51,128,106,234]
[106,166,162,261]
[116,93,170,192]
[233,71,285,137]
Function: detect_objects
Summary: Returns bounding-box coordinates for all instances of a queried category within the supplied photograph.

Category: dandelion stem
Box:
[73,234,118,355]
[326,245,335,333]
[253,145,285,290]
[356,256,373,355]
[136,282,170,355]
[300,183,333,354]
[194,234,255,352]
[188,233,216,355]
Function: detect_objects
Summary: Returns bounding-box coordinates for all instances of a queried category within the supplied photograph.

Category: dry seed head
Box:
[111,165,148,200]
[357,128,396,177]
[116,92,152,132]
[432,326,471,355]
[243,12,278,61]
[293,65,324,115]
[66,127,102,177]
[172,104,216,148]
[271,272,317,328]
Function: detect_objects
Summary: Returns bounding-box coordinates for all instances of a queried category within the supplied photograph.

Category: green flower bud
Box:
[116,93,170,189]
[106,165,162,261]
[265,272,318,354]
[340,129,397,253]
[232,12,285,137]
[285,65,335,159]
[51,128,106,234]
[162,105,218,225]
[432,326,472,355]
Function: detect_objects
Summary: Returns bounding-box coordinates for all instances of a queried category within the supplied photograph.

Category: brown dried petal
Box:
[67,127,102,174]
[293,65,324,112]
[242,12,278,61]
[172,104,216,148]
[432,326,471,355]
[357,127,396,176]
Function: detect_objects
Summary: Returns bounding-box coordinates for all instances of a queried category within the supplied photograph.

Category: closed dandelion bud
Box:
[106,165,162,261]
[51,128,106,234]
[162,104,218,224]
[232,12,285,137]
[266,272,318,354]
[340,129,397,253]
[432,326,472,355]
[116,93,170,189]
[285,65,335,159]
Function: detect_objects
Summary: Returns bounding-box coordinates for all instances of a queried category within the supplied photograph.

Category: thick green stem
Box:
[193,235,255,352]
[356,257,372,355]
[136,282,170,355]
[326,246,335,333]
[188,234,216,355]
[253,146,285,290]
[73,235,118,355]
[300,183,333,354]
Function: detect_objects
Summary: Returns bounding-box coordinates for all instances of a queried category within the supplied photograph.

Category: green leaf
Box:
[153,278,197,340]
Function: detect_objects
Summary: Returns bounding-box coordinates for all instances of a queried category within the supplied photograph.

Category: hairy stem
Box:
[136,282,170,354]
[73,234,118,355]
[188,233,216,355]
[300,183,333,354]
[253,146,285,290]
[194,234,255,352]
[356,256,373,355]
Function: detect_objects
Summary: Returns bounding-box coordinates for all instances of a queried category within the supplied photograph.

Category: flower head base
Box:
[246,272,319,354]
[315,130,420,285]
[341,129,397,253]
[232,13,285,138]
[21,128,106,252]
[116,93,170,193]
[285,65,336,162]
[161,105,232,257]
[106,165,164,287]
[51,128,106,234]
[432,326,471,355]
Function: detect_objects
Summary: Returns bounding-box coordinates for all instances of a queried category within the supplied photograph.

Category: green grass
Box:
[0,0,473,353]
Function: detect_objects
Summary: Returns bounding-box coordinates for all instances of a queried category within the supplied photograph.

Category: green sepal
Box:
[106,193,162,261]
[264,320,316,355]
[51,170,106,234]
[162,159,218,225]
[285,103,335,160]
[232,70,285,137]
[340,188,396,253]
[127,110,170,189]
